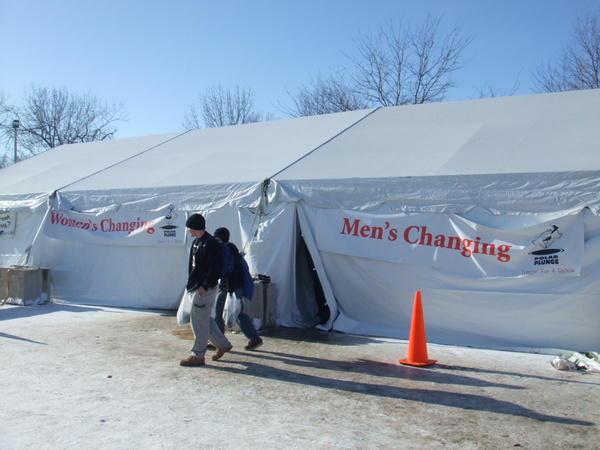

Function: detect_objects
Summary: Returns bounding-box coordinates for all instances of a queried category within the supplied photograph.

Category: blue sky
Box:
[1,0,599,139]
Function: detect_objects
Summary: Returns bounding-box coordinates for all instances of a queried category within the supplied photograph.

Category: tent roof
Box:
[1,89,599,211]
[274,89,600,180]
[0,109,372,196]
[0,133,182,196]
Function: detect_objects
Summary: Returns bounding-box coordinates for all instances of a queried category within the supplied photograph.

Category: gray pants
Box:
[190,287,231,358]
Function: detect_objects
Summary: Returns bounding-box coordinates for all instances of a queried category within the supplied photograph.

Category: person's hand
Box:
[198,286,207,296]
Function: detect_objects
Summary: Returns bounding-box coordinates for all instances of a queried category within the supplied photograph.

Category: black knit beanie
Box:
[214,227,230,242]
[186,213,206,230]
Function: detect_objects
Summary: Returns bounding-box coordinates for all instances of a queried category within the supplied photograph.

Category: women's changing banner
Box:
[42,208,186,246]
[315,210,584,278]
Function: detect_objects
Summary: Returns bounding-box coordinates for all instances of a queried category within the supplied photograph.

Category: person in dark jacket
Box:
[180,214,232,367]
[212,227,264,351]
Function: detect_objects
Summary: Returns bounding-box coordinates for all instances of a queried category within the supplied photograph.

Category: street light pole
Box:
[12,119,19,164]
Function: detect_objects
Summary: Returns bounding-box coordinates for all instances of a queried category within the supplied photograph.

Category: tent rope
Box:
[242,178,270,256]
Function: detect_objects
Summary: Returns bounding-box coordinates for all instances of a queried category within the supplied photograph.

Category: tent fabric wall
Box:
[294,202,600,351]
[272,172,600,215]
[239,204,304,327]
[0,108,373,310]
[1,90,599,351]
[0,207,46,267]
[24,202,242,309]
[54,182,264,213]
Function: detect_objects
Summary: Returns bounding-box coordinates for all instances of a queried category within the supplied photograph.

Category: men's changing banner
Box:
[315,209,584,278]
[42,208,186,246]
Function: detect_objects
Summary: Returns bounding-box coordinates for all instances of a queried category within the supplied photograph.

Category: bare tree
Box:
[0,91,12,167]
[280,70,369,117]
[476,78,521,99]
[349,16,472,106]
[0,91,8,117]
[1,86,127,163]
[533,13,600,92]
[182,105,203,131]
[282,15,472,117]
[183,84,267,129]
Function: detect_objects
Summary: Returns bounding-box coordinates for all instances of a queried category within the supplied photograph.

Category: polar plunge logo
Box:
[530,225,564,266]
[160,207,178,230]
[159,207,179,238]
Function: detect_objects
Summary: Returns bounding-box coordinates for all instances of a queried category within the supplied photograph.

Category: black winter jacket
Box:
[186,232,223,292]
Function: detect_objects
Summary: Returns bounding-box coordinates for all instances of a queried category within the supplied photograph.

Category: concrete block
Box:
[0,266,52,306]
[240,281,277,330]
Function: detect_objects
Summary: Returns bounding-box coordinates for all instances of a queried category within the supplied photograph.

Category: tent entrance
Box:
[295,225,330,327]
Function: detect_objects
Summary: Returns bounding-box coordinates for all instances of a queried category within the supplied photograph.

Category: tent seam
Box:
[54,130,193,192]
[268,107,381,180]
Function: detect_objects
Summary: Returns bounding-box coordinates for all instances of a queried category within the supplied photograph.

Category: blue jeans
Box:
[214,288,262,343]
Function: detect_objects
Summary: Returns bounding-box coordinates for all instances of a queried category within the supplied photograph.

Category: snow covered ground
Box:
[1,301,598,449]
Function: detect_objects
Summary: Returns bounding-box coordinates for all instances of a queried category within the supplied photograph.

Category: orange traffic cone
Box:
[399,291,437,366]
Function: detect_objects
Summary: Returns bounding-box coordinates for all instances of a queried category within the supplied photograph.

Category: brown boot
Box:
[212,346,232,361]
[180,355,206,366]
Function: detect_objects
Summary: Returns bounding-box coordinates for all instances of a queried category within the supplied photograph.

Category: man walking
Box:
[180,213,232,367]
[212,227,264,351]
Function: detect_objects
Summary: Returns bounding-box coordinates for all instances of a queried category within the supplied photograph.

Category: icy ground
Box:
[1,301,598,449]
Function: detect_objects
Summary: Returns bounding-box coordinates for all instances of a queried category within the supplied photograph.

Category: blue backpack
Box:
[239,253,255,300]
[217,239,235,279]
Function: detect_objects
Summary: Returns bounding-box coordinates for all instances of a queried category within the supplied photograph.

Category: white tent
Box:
[1,89,599,351]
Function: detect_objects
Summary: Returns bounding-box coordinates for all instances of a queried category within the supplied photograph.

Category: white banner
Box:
[0,209,16,237]
[42,207,186,246]
[315,210,584,278]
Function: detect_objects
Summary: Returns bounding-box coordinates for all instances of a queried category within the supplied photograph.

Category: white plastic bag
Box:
[223,293,242,328]
[550,352,600,373]
[176,290,194,326]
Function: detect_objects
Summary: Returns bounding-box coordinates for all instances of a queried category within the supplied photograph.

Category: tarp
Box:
[1,89,599,351]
